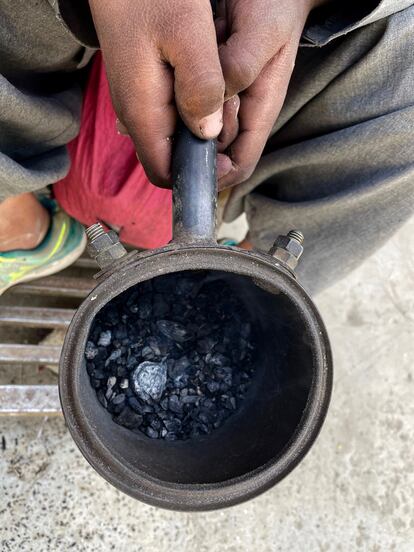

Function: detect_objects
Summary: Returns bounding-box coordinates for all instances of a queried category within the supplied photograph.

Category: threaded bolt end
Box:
[86,222,106,242]
[287,229,304,245]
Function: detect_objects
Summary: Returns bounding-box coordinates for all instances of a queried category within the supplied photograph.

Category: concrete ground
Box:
[0,217,413,552]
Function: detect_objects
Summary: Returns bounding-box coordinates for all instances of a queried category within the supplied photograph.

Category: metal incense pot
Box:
[59,126,333,511]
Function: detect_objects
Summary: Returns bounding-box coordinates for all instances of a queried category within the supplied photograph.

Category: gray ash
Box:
[85,272,256,441]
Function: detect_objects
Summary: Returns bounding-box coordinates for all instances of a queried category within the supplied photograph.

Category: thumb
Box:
[166,2,225,138]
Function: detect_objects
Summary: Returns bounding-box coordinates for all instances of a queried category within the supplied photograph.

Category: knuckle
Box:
[227,62,255,95]
[226,163,255,187]
[144,165,170,188]
[115,98,138,128]
[222,45,258,94]
[180,70,224,118]
[236,156,257,180]
[239,164,256,182]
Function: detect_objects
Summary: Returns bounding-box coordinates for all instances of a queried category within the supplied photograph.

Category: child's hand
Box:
[216,0,326,190]
[88,0,226,187]
[89,0,326,190]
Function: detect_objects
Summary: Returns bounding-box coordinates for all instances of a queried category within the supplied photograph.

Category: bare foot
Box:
[0,193,50,252]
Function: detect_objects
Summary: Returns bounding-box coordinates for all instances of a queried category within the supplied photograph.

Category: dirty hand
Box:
[88,0,229,186]
[216,0,326,189]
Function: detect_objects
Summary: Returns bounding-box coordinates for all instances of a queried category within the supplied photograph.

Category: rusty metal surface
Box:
[60,243,333,511]
[0,344,61,365]
[0,306,74,329]
[0,385,61,415]
[9,276,95,298]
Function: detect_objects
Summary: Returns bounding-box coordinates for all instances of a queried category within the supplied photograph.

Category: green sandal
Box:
[0,201,86,296]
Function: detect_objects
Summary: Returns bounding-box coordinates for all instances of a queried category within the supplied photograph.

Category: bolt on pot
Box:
[59,126,333,512]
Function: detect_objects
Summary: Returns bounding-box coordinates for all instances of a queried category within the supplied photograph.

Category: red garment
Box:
[54,52,172,249]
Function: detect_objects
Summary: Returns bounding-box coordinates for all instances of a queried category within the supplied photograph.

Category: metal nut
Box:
[86,227,127,269]
[87,230,120,256]
[269,231,304,272]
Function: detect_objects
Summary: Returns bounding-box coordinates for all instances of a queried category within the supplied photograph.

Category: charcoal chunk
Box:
[182,395,199,405]
[98,330,112,347]
[131,361,167,401]
[105,349,122,367]
[119,378,129,389]
[196,337,217,354]
[114,407,143,429]
[86,271,256,440]
[148,415,163,431]
[137,294,152,320]
[168,395,183,415]
[128,397,143,413]
[90,378,101,389]
[112,393,126,405]
[93,370,107,380]
[152,294,170,317]
[175,277,195,297]
[156,320,193,343]
[146,427,159,439]
[167,357,191,388]
[208,353,229,368]
[206,381,220,394]
[164,418,182,433]
[164,432,178,441]
[215,366,233,386]
[85,341,98,360]
[107,376,117,389]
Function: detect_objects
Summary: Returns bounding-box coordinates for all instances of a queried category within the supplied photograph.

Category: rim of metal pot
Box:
[59,245,333,511]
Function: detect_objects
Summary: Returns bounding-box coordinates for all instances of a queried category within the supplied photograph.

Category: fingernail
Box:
[231,95,240,119]
[217,154,233,179]
[199,108,223,139]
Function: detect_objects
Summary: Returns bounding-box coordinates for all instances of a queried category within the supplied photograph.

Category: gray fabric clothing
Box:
[224,5,414,292]
[49,0,414,49]
[0,0,95,198]
[302,0,414,46]
[1,1,414,293]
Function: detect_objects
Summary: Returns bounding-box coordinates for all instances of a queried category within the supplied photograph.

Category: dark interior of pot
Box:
[79,270,315,484]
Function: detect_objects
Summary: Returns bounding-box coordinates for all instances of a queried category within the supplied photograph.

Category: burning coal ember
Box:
[85,272,256,441]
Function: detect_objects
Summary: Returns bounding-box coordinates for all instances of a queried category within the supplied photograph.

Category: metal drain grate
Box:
[0,257,96,415]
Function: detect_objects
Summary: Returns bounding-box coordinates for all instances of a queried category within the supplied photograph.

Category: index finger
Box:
[218,0,284,98]
[112,56,176,187]
[218,42,297,189]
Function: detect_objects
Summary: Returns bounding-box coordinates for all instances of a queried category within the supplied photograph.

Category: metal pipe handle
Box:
[171,0,218,244]
[172,125,217,244]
